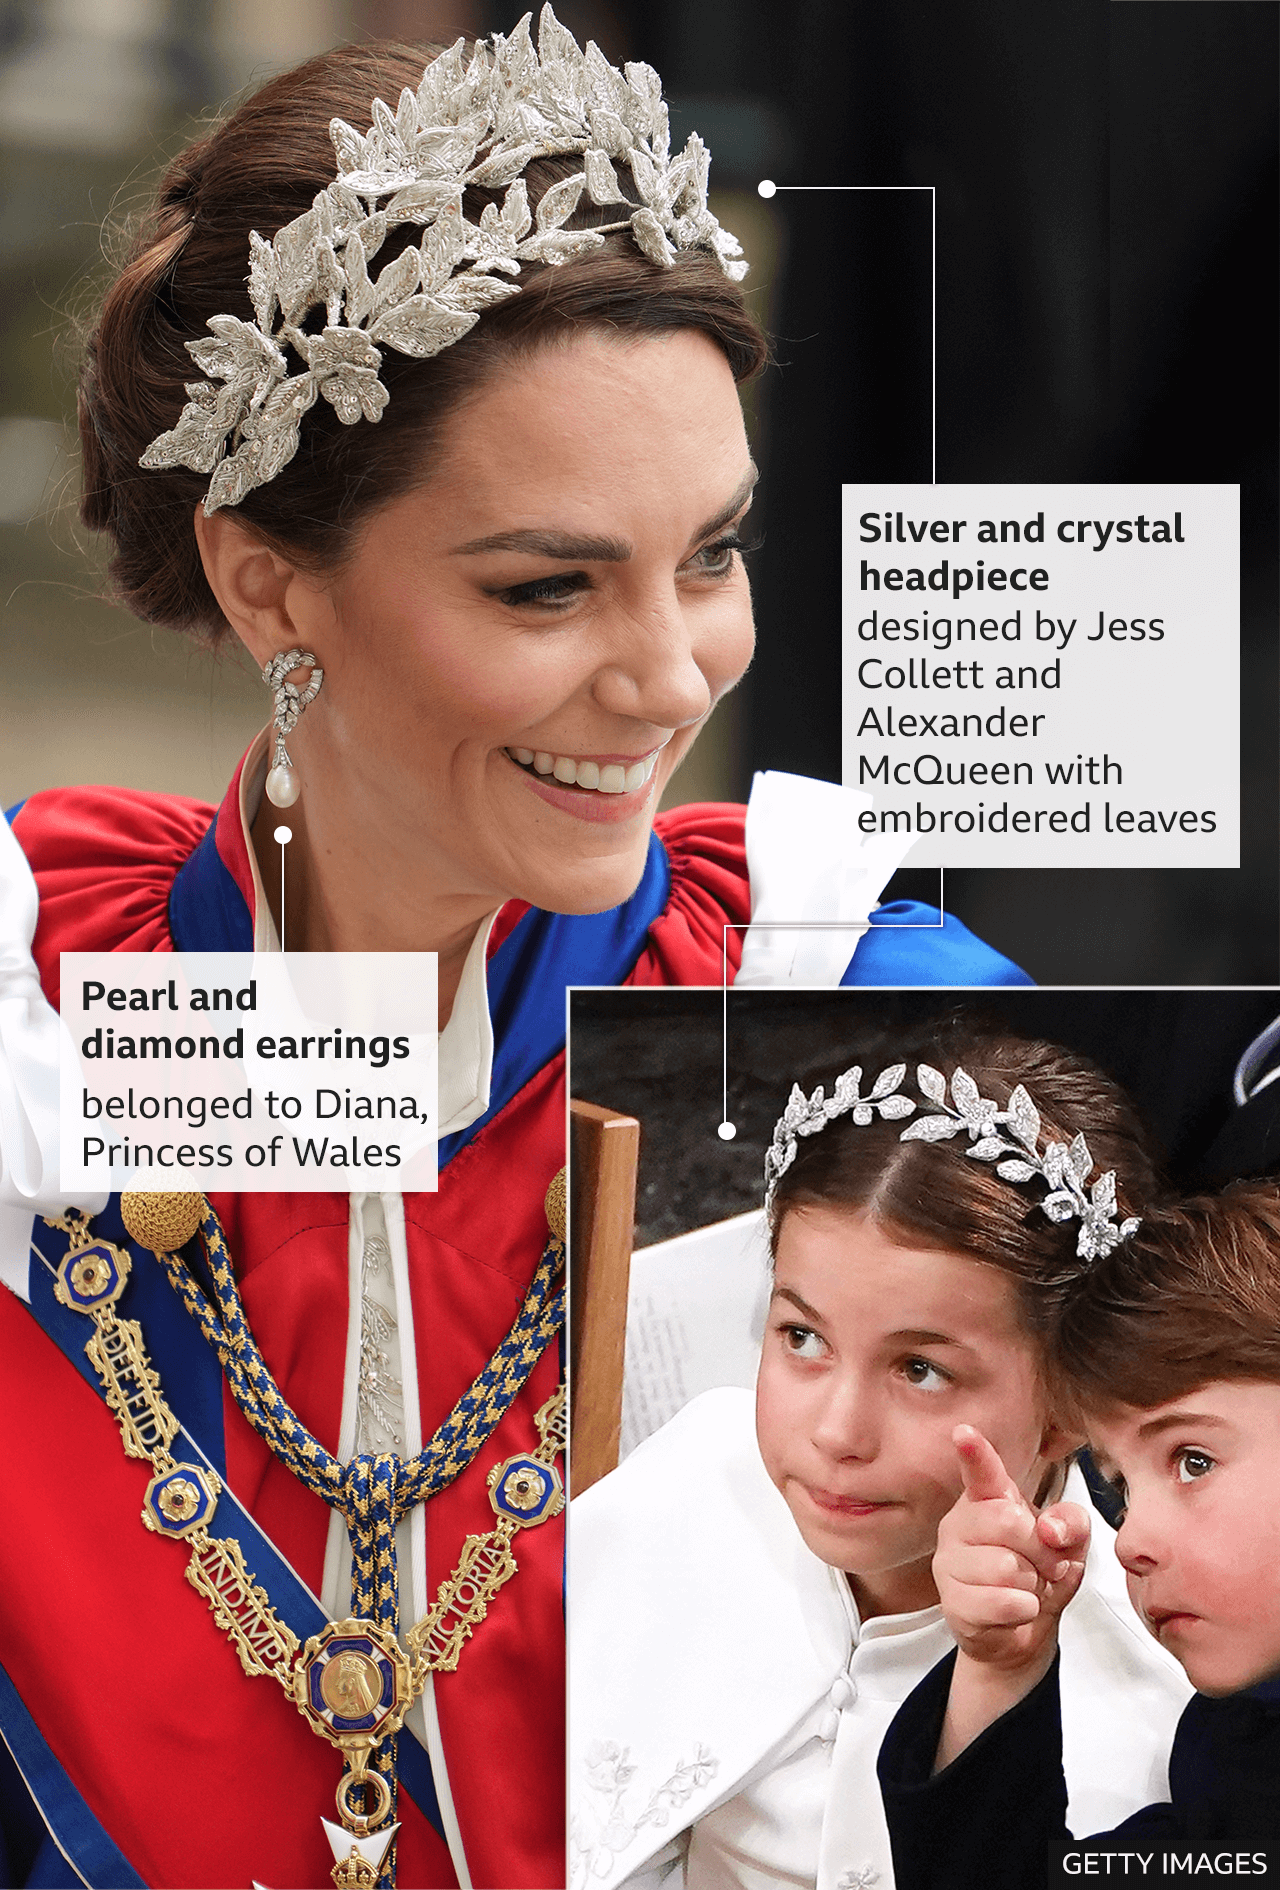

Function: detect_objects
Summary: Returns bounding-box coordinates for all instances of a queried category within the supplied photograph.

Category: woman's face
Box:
[286,328,756,918]
[755,1205,1069,1619]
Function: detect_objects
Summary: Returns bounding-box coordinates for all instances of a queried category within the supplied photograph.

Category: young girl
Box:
[569,1025,1190,1890]
[877,1181,1280,1890]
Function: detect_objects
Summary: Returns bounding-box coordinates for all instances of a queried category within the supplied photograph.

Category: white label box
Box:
[842,483,1239,868]
[59,953,438,1192]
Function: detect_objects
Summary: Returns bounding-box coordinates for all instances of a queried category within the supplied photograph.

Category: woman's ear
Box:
[193,505,334,668]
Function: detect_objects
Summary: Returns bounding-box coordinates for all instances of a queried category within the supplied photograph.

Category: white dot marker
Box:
[273,825,293,845]
[718,1121,737,1141]
[757,179,777,199]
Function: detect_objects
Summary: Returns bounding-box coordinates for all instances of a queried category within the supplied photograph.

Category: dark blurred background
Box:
[570,986,1280,1247]
[1,1,1274,980]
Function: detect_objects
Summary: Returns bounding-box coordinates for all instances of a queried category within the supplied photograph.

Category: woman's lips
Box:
[507,745,662,794]
[505,748,662,825]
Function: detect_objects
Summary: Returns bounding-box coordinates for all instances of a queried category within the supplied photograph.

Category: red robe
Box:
[2,769,751,1890]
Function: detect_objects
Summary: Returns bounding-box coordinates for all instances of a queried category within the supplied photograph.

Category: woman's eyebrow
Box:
[449,463,759,563]
[451,527,632,560]
[688,463,759,547]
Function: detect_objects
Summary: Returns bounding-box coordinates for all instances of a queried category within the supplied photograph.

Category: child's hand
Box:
[936,1425,1091,1676]
[932,1426,1090,1771]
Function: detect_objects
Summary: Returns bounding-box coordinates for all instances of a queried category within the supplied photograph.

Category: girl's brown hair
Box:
[79,41,768,640]
[768,1022,1161,1342]
[1054,1180,1280,1411]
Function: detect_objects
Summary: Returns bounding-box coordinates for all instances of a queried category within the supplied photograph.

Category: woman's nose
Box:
[591,597,715,732]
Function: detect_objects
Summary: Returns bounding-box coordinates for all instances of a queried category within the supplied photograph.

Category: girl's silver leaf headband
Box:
[139,6,746,515]
[763,1062,1142,1263]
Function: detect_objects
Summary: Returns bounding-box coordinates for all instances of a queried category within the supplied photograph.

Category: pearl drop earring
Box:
[262,649,323,808]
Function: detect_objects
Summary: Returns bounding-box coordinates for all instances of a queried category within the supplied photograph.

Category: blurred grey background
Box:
[1,2,1275,982]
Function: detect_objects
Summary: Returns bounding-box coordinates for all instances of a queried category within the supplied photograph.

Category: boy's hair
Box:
[768,1019,1160,1343]
[1054,1179,1280,1410]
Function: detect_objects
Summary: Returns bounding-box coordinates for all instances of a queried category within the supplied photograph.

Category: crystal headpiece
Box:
[140,7,746,514]
[764,1062,1142,1263]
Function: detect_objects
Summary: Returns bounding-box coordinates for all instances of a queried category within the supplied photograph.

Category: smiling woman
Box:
[192,327,758,989]
[2,16,1029,1890]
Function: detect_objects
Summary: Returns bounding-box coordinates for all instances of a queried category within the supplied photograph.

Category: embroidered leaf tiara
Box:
[763,1062,1142,1263]
[139,6,746,514]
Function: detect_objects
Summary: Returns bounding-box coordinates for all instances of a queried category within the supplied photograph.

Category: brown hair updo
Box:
[767,1023,1161,1343]
[79,40,767,640]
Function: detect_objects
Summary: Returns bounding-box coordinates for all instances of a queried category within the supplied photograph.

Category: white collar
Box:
[238,728,495,1141]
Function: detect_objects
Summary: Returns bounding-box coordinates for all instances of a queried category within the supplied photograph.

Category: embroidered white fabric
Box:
[321,1191,475,1889]
[735,773,915,988]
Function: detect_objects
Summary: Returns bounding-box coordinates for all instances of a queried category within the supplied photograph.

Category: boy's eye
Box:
[780,1323,825,1361]
[901,1356,951,1393]
[1175,1449,1215,1483]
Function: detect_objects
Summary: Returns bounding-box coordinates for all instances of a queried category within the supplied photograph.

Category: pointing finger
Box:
[954,1425,1021,1506]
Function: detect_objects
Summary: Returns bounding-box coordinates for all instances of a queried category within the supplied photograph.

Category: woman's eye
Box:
[493,571,591,610]
[901,1356,951,1392]
[780,1323,825,1361]
[1175,1449,1215,1484]
[683,531,754,579]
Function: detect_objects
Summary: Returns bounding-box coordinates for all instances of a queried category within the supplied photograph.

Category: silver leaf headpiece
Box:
[763,1062,1142,1263]
[140,6,747,514]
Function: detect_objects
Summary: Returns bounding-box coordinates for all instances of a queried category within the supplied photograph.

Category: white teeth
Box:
[509,747,661,793]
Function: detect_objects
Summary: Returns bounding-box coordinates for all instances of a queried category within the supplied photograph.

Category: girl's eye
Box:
[901,1356,951,1393]
[1176,1449,1215,1484]
[780,1323,826,1361]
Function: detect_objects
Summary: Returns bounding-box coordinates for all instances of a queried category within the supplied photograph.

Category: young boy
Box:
[877,1181,1280,1889]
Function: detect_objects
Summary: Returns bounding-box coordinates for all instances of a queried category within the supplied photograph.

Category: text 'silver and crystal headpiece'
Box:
[764,1063,1142,1263]
[140,6,747,514]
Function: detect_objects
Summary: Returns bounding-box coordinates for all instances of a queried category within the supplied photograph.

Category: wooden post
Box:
[569,1098,640,1494]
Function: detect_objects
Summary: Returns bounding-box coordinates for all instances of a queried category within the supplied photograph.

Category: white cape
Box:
[569,1389,1192,1890]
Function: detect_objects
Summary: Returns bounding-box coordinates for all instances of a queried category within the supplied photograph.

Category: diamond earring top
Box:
[262,649,323,808]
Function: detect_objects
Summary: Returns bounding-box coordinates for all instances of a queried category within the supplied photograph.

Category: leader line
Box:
[757,180,937,485]
[718,875,947,1139]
